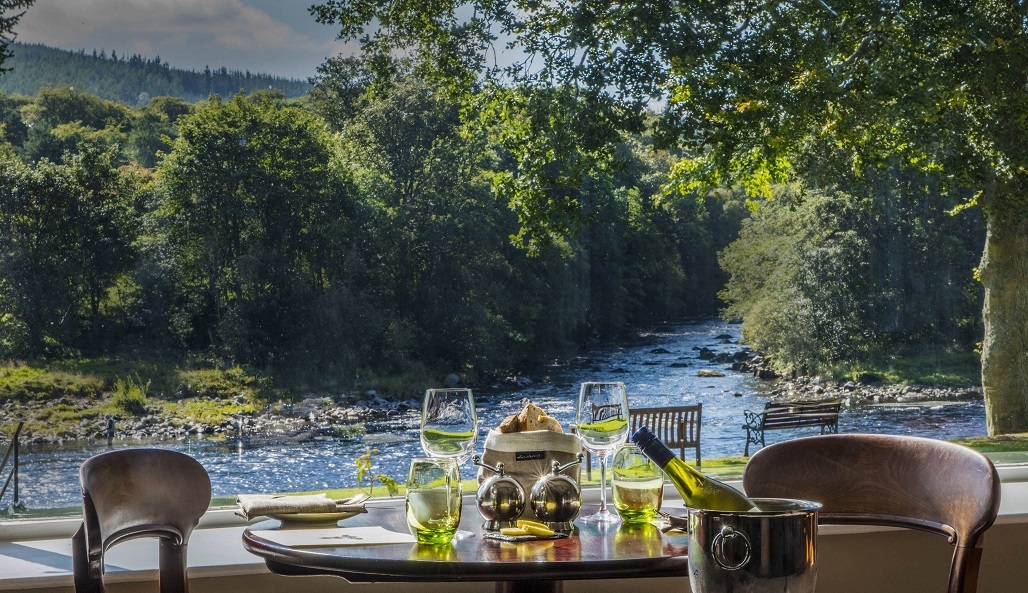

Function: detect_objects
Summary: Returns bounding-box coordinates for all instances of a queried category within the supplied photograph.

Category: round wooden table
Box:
[242,503,690,593]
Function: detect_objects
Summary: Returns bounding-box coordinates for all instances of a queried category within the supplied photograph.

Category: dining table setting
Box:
[238,383,820,593]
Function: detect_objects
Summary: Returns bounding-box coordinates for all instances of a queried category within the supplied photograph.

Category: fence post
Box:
[1,420,24,509]
[12,432,18,506]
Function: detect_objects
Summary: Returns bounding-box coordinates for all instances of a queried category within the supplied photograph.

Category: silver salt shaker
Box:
[473,455,526,530]
[529,453,584,533]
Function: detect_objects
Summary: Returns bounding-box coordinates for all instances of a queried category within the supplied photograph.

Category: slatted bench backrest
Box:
[760,400,842,429]
[630,404,703,466]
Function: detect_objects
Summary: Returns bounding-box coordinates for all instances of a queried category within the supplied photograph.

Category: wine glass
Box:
[575,381,630,523]
[421,388,478,539]
[420,388,478,463]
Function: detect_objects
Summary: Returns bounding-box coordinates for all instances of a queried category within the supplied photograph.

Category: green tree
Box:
[313,0,1028,434]
[720,188,882,372]
[127,95,191,168]
[0,91,28,147]
[0,142,135,355]
[153,93,347,368]
[19,86,132,163]
[0,1,32,73]
[329,61,529,372]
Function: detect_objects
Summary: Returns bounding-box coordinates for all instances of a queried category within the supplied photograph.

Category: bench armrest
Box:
[742,410,764,429]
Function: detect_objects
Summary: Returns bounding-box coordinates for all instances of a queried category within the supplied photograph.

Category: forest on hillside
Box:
[0,52,985,392]
[0,42,310,104]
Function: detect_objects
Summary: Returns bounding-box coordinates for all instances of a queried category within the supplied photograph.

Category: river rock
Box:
[697,369,725,377]
[857,372,882,384]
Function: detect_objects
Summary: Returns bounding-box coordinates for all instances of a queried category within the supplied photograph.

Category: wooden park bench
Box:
[742,399,842,456]
[580,403,702,479]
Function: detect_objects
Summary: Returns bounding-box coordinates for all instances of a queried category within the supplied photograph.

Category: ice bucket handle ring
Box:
[711,525,751,571]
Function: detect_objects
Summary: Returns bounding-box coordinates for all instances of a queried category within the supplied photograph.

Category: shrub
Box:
[111,374,149,415]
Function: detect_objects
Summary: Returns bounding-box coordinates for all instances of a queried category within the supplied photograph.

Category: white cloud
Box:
[12,0,355,78]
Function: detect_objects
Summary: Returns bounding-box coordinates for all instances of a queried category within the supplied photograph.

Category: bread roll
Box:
[516,402,547,429]
[498,413,521,433]
[497,402,563,433]
[536,414,563,433]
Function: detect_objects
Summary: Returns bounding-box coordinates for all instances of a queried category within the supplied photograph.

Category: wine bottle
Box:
[631,426,758,512]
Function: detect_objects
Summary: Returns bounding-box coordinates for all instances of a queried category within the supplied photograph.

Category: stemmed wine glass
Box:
[575,381,630,523]
[420,388,478,463]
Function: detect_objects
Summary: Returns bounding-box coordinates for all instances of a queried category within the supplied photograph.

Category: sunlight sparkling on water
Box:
[10,320,986,510]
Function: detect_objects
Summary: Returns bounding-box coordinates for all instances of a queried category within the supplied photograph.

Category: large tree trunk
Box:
[979,199,1028,435]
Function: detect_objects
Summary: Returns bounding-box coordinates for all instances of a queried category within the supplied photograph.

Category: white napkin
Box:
[236,493,368,521]
[255,526,416,548]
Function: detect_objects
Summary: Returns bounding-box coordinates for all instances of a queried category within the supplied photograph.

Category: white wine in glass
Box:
[575,381,630,523]
[420,388,478,462]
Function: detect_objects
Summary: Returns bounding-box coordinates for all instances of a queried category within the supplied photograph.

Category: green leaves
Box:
[154,93,346,365]
[355,447,399,496]
[0,142,135,357]
[0,1,34,73]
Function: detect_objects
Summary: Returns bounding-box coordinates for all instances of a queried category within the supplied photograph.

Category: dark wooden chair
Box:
[72,449,212,593]
[742,434,1001,593]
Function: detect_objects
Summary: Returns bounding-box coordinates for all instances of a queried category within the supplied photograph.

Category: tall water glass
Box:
[405,457,462,545]
[611,443,664,524]
[575,381,629,523]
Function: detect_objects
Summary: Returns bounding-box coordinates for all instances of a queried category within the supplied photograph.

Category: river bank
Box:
[2,370,983,447]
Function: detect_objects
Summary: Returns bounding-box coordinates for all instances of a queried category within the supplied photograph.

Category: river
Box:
[6,320,987,511]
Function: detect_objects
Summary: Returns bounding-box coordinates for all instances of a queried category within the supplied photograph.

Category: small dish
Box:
[269,510,363,524]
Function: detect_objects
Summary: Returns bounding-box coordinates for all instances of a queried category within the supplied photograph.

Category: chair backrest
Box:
[630,404,702,465]
[73,449,212,593]
[742,433,1000,593]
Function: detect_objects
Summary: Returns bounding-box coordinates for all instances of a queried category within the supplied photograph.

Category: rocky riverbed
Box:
[2,371,984,447]
[768,376,983,407]
[0,323,985,447]
[1,391,425,446]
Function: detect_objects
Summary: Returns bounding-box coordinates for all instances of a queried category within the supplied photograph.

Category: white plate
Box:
[268,510,363,524]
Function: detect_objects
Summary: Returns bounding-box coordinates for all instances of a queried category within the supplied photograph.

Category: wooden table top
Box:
[242,503,690,585]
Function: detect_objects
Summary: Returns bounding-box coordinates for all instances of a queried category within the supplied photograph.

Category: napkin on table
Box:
[235,493,368,521]
[256,526,416,548]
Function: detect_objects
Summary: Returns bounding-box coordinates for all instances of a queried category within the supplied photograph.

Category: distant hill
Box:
[0,43,311,104]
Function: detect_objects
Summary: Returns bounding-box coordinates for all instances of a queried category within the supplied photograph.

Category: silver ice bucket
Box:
[688,498,820,593]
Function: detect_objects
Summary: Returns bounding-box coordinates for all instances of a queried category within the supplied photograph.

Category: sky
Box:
[12,0,360,80]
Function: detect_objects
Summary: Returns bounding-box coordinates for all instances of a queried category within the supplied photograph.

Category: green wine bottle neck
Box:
[631,426,676,468]
[632,426,757,511]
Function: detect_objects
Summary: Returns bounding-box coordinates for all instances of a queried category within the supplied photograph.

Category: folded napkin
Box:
[658,511,689,533]
[236,493,369,521]
[483,531,569,543]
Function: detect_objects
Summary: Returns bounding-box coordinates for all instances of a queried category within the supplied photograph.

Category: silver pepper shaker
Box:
[473,455,526,530]
[529,453,584,533]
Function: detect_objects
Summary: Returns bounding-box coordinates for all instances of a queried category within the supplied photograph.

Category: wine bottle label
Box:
[631,427,675,467]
